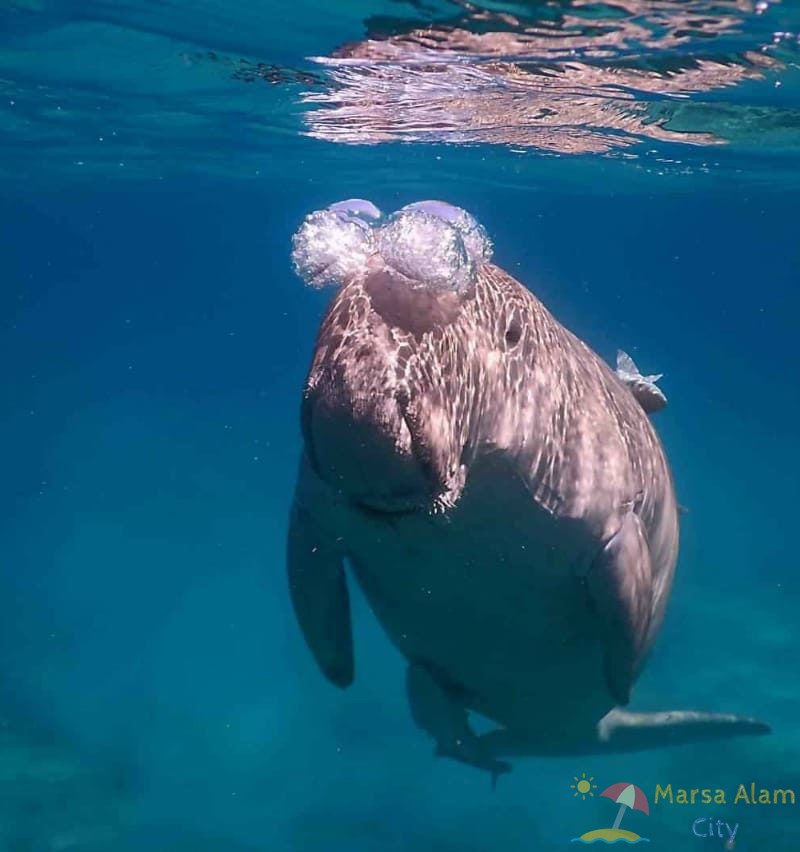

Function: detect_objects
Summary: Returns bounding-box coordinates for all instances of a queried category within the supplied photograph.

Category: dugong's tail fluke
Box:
[475,708,769,763]
[595,707,771,753]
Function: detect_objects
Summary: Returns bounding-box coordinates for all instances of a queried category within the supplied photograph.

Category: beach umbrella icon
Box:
[600,782,650,830]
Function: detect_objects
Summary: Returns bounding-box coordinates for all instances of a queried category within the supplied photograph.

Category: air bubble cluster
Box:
[290,201,378,289]
[399,201,493,266]
[291,198,493,293]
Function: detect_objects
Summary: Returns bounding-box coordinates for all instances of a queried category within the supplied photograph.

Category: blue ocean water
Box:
[1,1,799,849]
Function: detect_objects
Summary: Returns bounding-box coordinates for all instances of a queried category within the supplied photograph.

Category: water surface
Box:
[1,1,799,849]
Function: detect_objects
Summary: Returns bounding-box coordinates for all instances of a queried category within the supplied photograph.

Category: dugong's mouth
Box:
[302,387,435,514]
[349,494,426,517]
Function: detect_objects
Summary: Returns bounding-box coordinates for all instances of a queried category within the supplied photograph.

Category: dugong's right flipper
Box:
[406,663,511,787]
[595,707,771,752]
[287,496,354,688]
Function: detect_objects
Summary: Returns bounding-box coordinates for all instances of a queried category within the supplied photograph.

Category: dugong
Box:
[286,202,769,781]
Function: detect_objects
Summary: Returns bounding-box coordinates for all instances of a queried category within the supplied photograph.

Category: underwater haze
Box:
[1,0,800,849]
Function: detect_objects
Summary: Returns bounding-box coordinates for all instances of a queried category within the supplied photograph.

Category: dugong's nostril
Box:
[399,201,493,265]
[376,210,474,293]
[291,207,377,288]
[291,198,493,294]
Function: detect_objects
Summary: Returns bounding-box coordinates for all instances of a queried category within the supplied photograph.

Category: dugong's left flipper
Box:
[596,707,771,752]
[586,512,653,707]
[406,663,511,787]
[287,497,354,688]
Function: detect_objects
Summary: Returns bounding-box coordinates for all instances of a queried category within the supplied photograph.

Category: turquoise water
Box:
[1,1,799,849]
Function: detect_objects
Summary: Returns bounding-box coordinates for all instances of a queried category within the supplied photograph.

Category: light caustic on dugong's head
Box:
[292,198,669,414]
[290,199,493,293]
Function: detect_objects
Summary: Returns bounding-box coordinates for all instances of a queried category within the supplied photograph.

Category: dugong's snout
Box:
[293,199,492,513]
[302,372,434,513]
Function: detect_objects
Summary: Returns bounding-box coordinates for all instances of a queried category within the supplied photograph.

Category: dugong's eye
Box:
[505,321,522,347]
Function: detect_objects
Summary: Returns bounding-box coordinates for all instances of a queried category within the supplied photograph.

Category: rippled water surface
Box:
[2,0,800,187]
[1,2,799,851]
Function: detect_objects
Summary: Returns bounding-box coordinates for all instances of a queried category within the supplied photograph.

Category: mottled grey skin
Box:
[287,257,769,779]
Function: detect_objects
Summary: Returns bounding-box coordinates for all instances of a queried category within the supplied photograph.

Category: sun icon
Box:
[570,772,597,800]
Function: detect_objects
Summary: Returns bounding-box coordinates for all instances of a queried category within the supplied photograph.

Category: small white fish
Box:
[615,350,667,414]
